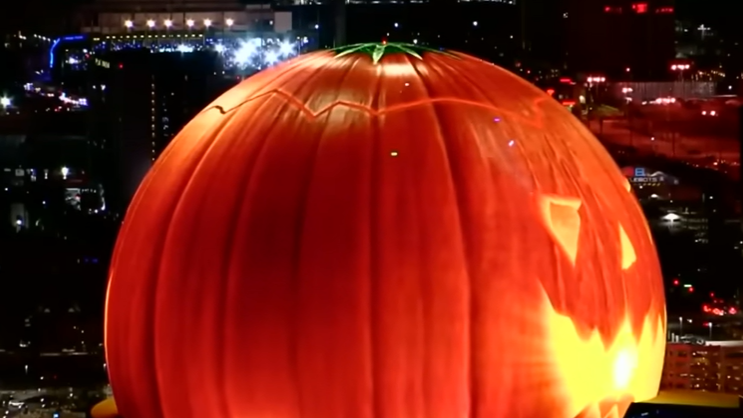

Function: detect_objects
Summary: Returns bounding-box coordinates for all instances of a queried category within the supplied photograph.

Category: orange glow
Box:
[105,46,665,418]
[208,86,550,129]
[91,398,119,418]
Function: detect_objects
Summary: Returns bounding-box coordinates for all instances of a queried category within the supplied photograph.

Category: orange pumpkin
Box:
[104,43,666,418]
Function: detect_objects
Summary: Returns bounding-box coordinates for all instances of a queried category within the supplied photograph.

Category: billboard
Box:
[621,166,679,187]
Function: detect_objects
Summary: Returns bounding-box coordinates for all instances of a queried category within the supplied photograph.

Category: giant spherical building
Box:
[103,43,666,418]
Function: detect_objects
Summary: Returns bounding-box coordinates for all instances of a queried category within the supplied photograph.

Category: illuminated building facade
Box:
[70,0,524,63]
[662,341,743,395]
[51,2,315,209]
[565,0,675,79]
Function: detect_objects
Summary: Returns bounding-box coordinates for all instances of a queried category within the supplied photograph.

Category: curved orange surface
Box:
[91,398,119,418]
[106,48,665,418]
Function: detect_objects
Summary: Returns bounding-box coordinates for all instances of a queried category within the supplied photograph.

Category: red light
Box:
[546,88,555,96]
[703,304,710,312]
[673,279,679,285]
[632,2,648,13]
[118,63,123,69]
[730,308,737,314]
[688,286,694,293]
[713,308,722,316]
[604,6,611,12]
[656,6,673,13]
[559,77,572,83]
[561,100,576,106]
[382,38,387,45]
[710,292,715,298]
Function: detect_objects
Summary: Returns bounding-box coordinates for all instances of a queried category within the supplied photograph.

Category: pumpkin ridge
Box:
[206,89,552,129]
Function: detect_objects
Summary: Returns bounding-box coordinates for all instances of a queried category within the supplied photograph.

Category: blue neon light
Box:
[49,38,60,68]
[49,35,86,68]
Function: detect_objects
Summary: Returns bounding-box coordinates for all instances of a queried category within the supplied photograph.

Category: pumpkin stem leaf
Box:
[330,42,455,64]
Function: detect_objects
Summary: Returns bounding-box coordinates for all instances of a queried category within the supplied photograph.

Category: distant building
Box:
[52,1,315,210]
[94,50,237,207]
[0,112,106,230]
[662,341,743,395]
[565,0,675,80]
[71,0,524,65]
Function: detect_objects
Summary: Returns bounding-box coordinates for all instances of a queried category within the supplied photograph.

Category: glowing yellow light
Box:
[545,286,665,418]
[619,224,637,269]
[538,194,582,265]
[613,348,638,390]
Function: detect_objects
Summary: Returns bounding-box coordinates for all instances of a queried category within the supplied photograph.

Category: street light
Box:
[164,19,173,28]
[671,64,690,97]
[679,316,683,335]
[146,19,155,28]
[124,20,133,29]
[0,96,10,108]
[203,18,212,28]
[186,19,194,28]
[225,18,234,27]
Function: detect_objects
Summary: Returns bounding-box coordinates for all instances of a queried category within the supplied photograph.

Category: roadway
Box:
[589,119,740,179]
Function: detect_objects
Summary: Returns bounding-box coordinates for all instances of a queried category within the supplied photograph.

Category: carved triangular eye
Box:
[538,194,582,265]
[618,224,636,270]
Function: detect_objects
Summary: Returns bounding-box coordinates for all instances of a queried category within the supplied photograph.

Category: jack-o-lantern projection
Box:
[103,43,666,418]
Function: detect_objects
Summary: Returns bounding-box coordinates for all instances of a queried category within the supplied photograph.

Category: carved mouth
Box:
[541,286,666,418]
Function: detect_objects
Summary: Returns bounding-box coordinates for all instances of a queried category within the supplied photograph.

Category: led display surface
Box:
[102,43,666,418]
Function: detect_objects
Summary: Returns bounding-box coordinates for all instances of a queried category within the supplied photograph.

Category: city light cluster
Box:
[230,38,300,69]
[81,36,308,71]
[21,83,88,109]
[124,18,235,30]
